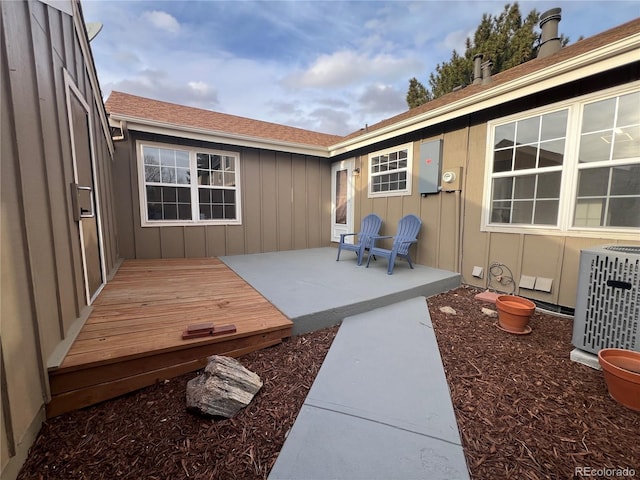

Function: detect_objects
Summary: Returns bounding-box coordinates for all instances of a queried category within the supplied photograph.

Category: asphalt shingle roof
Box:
[105,92,343,147]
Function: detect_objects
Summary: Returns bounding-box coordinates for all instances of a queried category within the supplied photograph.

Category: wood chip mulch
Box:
[18,286,639,479]
[428,286,639,480]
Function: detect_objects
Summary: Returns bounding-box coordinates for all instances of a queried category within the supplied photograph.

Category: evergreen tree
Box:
[406,77,431,109]
[407,3,569,107]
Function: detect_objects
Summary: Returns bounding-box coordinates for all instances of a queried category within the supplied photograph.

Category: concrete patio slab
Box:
[268,297,470,480]
[221,248,460,335]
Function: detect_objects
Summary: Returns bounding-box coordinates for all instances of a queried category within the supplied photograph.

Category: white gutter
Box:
[109,114,333,158]
[329,32,640,156]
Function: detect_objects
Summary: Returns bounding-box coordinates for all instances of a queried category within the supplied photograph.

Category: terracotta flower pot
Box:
[495,295,536,334]
[598,348,640,412]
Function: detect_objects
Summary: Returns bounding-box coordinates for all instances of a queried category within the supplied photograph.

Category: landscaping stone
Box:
[439,306,457,315]
[482,307,498,318]
[186,355,263,418]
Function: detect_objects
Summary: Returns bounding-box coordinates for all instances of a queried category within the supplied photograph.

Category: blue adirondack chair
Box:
[336,213,383,266]
[366,214,422,274]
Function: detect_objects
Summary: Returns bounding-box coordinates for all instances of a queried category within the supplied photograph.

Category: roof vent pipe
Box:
[481,60,493,85]
[537,8,562,58]
[473,54,483,85]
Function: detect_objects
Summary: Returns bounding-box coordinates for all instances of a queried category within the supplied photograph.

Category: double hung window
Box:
[368,143,413,197]
[138,142,241,226]
[485,84,639,236]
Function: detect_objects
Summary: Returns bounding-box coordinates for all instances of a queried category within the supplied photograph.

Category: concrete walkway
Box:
[268,297,470,480]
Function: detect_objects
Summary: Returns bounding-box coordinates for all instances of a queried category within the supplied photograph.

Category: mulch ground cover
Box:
[18,286,639,479]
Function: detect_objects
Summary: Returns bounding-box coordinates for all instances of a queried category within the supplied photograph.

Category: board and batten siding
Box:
[354,108,638,310]
[113,132,332,259]
[350,128,467,276]
[1,1,118,478]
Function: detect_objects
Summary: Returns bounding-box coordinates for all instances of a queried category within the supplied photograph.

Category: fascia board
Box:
[112,114,332,158]
[329,33,640,156]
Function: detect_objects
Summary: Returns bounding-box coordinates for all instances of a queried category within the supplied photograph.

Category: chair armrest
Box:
[339,233,357,241]
[368,235,392,247]
[395,238,418,246]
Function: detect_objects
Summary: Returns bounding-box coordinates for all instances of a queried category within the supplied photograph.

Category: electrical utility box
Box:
[418,140,442,195]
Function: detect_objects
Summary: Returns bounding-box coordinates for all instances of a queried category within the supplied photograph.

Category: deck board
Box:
[47,258,292,417]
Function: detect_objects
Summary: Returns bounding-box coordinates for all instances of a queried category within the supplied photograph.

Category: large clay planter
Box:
[495,295,536,334]
[598,348,640,412]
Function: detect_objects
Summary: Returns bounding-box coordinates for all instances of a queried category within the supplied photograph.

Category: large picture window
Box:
[138,142,241,226]
[484,84,639,237]
[368,143,413,197]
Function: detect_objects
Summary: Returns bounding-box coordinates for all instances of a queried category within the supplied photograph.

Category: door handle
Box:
[70,183,95,221]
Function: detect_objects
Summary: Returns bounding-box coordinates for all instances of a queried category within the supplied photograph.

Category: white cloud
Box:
[84,0,640,137]
[188,81,211,95]
[357,84,406,115]
[142,10,180,34]
[442,29,473,55]
[105,69,219,109]
[282,50,422,90]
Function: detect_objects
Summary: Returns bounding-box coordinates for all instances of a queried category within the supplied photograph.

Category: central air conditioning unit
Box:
[572,245,640,355]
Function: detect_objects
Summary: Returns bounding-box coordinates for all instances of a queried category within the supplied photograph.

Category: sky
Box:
[82,1,640,136]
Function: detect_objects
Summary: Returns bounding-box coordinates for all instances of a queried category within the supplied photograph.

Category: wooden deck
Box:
[46,258,293,418]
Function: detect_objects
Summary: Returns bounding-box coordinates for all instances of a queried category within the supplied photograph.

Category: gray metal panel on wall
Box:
[418,139,443,195]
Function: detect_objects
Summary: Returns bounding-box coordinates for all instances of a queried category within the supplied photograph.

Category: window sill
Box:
[368,190,412,199]
[141,220,242,227]
[481,224,640,241]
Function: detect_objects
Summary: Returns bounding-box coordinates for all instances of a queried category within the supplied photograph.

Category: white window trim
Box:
[481,81,640,240]
[137,140,242,227]
[367,142,413,198]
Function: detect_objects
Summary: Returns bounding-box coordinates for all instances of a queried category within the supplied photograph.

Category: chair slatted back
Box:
[392,214,422,255]
[361,214,383,240]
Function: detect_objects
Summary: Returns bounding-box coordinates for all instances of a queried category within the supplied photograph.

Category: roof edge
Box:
[111,113,332,158]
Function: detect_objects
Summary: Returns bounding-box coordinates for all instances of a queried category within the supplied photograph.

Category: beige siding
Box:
[113,134,332,258]
[355,117,639,309]
[1,1,118,478]
[261,151,279,252]
[458,124,639,308]
[244,149,263,253]
[352,131,466,273]
[276,153,294,250]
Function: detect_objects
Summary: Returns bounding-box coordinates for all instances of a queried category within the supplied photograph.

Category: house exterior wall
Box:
[1,1,118,478]
[350,67,639,309]
[113,132,332,259]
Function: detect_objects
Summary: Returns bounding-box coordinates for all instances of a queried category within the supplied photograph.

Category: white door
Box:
[66,73,106,304]
[331,159,355,242]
